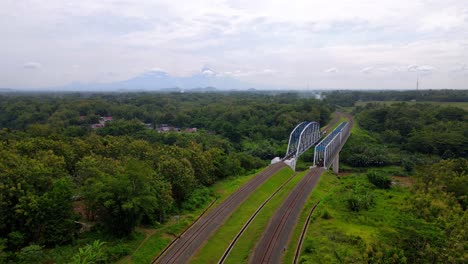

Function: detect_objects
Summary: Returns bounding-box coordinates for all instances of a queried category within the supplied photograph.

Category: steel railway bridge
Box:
[279,117,351,171]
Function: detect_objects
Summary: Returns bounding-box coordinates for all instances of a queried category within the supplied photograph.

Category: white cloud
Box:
[360,67,374,74]
[22,62,42,70]
[450,63,468,72]
[408,64,435,73]
[419,8,467,31]
[324,68,339,74]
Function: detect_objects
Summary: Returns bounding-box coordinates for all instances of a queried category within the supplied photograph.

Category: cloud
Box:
[450,63,468,72]
[222,68,277,77]
[408,64,435,73]
[360,67,374,74]
[419,8,467,31]
[23,62,42,70]
[324,67,339,74]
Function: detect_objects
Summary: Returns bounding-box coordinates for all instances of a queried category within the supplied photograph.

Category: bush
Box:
[345,184,374,212]
[181,186,214,211]
[71,240,106,264]
[16,245,44,264]
[367,171,392,189]
[345,193,373,212]
[321,209,332,219]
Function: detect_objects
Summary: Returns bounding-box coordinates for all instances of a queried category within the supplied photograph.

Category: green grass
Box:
[130,232,171,264]
[355,100,468,111]
[223,170,309,264]
[119,169,263,263]
[282,171,340,263]
[296,172,410,263]
[190,167,295,264]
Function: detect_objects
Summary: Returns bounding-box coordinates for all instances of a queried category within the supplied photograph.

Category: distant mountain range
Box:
[55,68,263,92]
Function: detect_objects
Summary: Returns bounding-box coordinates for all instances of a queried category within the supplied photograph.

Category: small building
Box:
[184,128,198,133]
[101,116,113,122]
[157,124,179,132]
[144,123,153,129]
[91,123,104,129]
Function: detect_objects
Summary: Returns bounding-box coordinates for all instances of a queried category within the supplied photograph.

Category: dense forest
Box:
[0,92,331,262]
[323,89,468,107]
[342,102,467,168]
[0,91,467,263]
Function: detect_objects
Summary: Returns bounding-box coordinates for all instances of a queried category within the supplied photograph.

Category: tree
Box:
[0,150,75,249]
[82,160,173,236]
[157,157,196,204]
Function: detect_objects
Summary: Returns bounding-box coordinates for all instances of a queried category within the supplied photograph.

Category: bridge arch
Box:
[284,121,321,169]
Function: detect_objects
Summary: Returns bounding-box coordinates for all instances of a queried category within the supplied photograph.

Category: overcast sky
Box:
[1,0,467,89]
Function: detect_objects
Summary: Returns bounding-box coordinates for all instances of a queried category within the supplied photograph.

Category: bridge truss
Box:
[313,122,350,168]
[284,121,321,169]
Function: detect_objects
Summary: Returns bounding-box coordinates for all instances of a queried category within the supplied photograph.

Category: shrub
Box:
[16,245,44,264]
[321,209,332,219]
[71,240,106,264]
[367,171,392,189]
[345,192,374,212]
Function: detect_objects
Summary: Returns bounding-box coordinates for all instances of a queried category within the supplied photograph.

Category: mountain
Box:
[58,68,258,92]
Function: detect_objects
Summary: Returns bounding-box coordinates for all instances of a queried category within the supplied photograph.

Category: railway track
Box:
[250,167,325,264]
[293,200,321,264]
[153,161,286,264]
[322,112,342,134]
[217,172,299,264]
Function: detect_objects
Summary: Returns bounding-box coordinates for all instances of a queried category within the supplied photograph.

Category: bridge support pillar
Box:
[332,153,339,174]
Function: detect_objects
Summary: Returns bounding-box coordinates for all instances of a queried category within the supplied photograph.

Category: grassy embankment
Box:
[190,166,295,264]
[118,168,264,264]
[296,173,410,263]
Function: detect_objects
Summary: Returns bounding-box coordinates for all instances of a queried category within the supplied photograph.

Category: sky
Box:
[1,0,467,90]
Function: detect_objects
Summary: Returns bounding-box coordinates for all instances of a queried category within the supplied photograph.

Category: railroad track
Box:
[293,200,321,264]
[153,161,286,264]
[217,172,299,264]
[322,112,342,134]
[250,167,325,264]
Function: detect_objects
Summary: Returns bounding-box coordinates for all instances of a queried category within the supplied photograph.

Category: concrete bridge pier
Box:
[332,153,339,174]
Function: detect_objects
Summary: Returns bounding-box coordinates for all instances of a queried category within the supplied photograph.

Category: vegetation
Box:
[0,92,330,262]
[342,102,467,170]
[324,89,468,107]
[366,171,391,189]
[1,90,467,263]
[298,95,467,264]
[298,159,467,264]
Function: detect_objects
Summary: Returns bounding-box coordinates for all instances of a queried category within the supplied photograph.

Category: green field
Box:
[190,166,294,264]
[355,100,468,110]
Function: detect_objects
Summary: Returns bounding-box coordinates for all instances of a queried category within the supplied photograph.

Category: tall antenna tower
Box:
[416,76,419,91]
